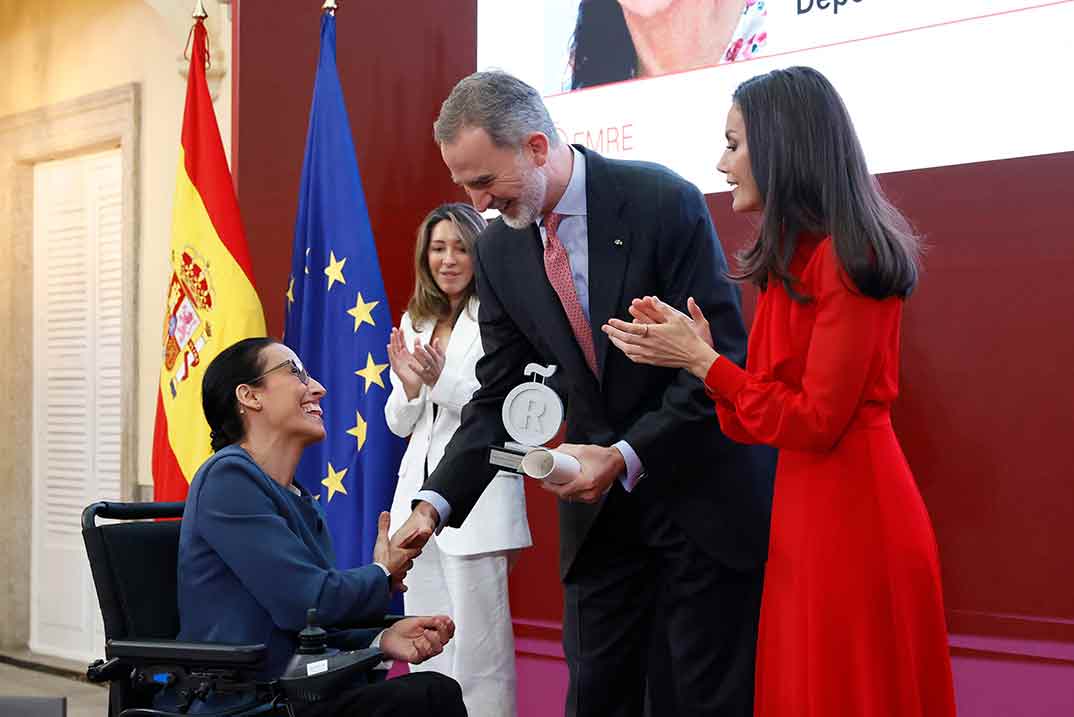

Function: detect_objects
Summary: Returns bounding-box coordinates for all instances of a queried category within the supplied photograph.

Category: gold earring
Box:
[239,408,246,415]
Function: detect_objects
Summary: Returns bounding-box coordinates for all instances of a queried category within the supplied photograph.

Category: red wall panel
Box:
[882,154,1074,640]
[709,153,1074,645]
[234,0,474,338]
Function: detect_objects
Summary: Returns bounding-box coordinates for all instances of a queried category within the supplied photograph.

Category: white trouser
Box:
[403,535,517,717]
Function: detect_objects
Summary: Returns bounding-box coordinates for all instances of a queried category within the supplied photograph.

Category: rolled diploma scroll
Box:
[520,447,581,485]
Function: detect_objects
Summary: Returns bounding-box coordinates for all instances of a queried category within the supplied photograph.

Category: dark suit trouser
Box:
[291,672,467,717]
[563,482,764,717]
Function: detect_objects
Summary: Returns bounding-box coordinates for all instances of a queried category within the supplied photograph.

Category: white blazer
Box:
[386,303,532,556]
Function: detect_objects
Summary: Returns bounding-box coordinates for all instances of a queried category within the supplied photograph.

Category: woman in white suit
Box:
[386,203,531,716]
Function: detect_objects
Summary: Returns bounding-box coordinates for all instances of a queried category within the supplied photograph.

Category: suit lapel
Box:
[579,148,629,383]
[447,299,481,364]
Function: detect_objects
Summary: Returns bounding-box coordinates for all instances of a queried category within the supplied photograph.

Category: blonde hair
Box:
[406,203,487,330]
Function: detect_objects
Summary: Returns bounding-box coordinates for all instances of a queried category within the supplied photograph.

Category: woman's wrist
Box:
[688,343,721,381]
[403,380,422,400]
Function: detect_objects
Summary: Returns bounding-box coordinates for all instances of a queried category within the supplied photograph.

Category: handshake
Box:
[372,510,424,594]
[370,510,455,665]
[372,505,442,594]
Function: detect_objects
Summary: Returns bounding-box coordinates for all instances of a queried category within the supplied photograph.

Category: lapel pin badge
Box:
[613,238,624,246]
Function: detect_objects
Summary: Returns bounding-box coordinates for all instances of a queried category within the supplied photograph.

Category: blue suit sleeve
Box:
[193,457,391,632]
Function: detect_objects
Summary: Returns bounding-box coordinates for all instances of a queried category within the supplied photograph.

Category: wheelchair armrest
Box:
[106,639,267,669]
[278,647,386,704]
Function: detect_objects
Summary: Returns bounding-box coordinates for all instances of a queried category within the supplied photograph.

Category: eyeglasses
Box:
[246,359,310,386]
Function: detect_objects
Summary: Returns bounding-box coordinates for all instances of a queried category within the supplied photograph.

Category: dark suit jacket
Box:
[425,146,774,579]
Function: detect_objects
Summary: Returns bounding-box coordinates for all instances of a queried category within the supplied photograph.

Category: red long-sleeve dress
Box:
[704,235,956,716]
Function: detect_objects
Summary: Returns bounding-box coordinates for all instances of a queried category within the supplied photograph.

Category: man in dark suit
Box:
[392,71,775,716]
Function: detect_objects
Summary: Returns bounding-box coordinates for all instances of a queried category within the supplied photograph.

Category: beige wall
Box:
[0,0,233,492]
[0,0,232,651]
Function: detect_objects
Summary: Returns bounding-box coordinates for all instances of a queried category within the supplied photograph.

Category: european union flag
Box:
[285,13,404,571]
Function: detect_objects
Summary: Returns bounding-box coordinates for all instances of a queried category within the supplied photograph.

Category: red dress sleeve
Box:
[713,397,758,445]
[705,243,899,452]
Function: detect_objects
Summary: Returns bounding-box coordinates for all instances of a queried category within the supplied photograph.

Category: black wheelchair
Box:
[82,501,395,717]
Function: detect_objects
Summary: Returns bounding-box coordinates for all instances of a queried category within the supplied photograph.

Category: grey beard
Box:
[501,163,547,229]
[501,205,539,229]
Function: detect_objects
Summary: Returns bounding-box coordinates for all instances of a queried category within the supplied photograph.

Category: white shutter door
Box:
[31,149,124,663]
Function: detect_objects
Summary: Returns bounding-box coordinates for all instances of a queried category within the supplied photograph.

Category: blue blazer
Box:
[177,445,391,680]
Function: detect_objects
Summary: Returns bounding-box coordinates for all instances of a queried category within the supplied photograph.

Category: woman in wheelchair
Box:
[160,337,468,716]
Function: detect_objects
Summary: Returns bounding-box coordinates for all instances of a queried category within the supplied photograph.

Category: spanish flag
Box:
[152,18,265,501]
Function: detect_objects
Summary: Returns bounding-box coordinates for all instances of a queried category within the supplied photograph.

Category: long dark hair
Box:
[406,203,486,330]
[570,0,636,90]
[732,66,919,301]
[202,337,275,452]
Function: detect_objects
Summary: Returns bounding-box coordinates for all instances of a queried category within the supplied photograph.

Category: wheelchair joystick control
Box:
[278,606,389,703]
[297,608,328,655]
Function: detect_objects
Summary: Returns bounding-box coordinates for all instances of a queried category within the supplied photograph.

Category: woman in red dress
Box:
[603,66,956,716]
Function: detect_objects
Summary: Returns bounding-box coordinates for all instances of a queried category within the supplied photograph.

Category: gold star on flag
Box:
[324,250,347,291]
[286,276,295,308]
[346,410,367,451]
[354,353,388,393]
[346,292,379,332]
[321,462,348,502]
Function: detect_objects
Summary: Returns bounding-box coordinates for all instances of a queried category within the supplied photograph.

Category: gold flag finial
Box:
[322,0,338,15]
[192,0,208,19]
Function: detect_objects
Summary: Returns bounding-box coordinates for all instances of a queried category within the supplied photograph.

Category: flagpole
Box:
[322,0,338,16]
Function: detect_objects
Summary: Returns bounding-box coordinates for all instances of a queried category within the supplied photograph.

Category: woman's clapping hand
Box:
[602,296,720,380]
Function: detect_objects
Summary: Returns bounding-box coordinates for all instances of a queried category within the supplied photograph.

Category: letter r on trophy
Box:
[488,363,580,485]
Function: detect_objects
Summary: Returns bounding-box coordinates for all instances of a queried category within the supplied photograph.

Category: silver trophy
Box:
[489,364,580,484]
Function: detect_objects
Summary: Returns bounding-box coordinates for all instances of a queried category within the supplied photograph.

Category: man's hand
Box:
[372,512,421,593]
[379,615,456,664]
[389,501,440,553]
[538,443,624,504]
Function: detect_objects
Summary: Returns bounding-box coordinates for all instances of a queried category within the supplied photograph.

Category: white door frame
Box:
[0,84,139,655]
[30,149,125,663]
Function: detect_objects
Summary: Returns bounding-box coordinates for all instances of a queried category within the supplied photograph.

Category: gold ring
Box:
[641,324,649,337]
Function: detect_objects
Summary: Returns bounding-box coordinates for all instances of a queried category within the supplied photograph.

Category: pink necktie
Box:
[543,213,598,375]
